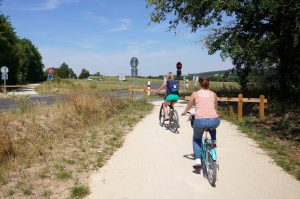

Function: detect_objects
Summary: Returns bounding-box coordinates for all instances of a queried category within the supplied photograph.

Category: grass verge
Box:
[219,107,300,181]
[0,87,153,198]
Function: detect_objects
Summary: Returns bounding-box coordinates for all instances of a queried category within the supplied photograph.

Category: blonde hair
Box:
[167,72,174,80]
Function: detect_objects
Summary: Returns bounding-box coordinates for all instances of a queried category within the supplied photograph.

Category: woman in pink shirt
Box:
[182,76,220,168]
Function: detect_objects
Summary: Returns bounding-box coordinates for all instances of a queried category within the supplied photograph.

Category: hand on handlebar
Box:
[182,111,192,116]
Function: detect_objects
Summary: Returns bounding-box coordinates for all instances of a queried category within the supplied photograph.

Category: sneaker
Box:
[193,158,201,168]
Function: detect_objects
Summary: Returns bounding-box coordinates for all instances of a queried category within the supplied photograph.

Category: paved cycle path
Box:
[88,100,300,199]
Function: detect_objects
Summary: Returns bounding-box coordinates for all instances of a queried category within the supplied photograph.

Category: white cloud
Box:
[83,12,109,24]
[109,19,131,32]
[61,37,105,49]
[19,0,79,11]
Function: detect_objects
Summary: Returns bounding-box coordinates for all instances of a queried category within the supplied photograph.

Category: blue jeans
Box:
[193,118,221,159]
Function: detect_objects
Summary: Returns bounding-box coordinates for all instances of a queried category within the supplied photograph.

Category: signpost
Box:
[1,66,8,94]
[119,74,126,87]
[176,62,182,80]
[130,57,138,77]
[130,57,139,88]
[119,74,126,81]
[47,68,54,81]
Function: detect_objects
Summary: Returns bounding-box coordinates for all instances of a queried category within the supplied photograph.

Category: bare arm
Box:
[214,93,218,112]
[182,92,196,115]
[155,82,166,93]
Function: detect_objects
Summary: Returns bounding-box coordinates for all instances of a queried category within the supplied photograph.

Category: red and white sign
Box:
[47,68,54,74]
[147,81,151,96]
[176,62,182,70]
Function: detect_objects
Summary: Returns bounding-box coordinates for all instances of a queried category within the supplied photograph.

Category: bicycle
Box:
[159,101,179,133]
[187,112,219,187]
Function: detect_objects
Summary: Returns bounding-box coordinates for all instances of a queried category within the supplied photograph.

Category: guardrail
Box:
[128,86,267,121]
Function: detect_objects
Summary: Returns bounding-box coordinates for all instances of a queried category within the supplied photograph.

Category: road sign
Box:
[1,66,8,95]
[1,66,8,73]
[176,62,182,70]
[47,68,54,74]
[119,74,126,81]
[1,73,8,80]
[47,74,53,81]
[130,57,139,68]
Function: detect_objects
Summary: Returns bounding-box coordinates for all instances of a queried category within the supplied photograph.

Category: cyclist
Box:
[155,72,179,120]
[181,76,220,168]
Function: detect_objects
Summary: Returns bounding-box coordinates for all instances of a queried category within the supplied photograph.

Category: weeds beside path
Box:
[0,86,153,198]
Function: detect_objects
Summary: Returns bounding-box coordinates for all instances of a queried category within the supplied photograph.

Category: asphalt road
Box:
[0,94,60,111]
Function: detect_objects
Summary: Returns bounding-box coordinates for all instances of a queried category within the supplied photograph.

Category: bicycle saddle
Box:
[204,128,216,131]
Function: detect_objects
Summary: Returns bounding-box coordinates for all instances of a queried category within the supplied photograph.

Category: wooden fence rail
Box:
[128,86,267,121]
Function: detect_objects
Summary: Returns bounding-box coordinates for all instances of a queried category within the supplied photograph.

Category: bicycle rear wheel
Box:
[169,109,179,132]
[206,148,217,187]
[159,103,165,126]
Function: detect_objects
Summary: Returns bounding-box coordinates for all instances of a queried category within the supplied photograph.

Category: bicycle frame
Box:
[201,131,217,162]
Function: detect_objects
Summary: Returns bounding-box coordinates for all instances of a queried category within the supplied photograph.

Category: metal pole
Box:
[4,74,6,95]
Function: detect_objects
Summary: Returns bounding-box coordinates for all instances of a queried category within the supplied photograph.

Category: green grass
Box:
[22,186,33,196]
[36,77,163,95]
[56,169,72,180]
[296,171,300,180]
[70,184,90,198]
[0,167,5,185]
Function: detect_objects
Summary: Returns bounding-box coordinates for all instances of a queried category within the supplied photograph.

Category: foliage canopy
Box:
[147,0,300,101]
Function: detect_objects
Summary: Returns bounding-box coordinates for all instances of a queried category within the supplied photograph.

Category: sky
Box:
[1,0,233,76]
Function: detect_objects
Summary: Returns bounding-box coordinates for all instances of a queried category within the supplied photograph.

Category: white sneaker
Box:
[193,158,201,168]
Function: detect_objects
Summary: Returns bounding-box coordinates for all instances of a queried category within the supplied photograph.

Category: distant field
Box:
[36,77,164,95]
[36,76,240,96]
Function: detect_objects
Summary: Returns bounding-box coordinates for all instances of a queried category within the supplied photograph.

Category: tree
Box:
[0,14,19,84]
[147,0,300,101]
[55,63,77,79]
[94,72,101,76]
[16,38,45,83]
[78,69,90,79]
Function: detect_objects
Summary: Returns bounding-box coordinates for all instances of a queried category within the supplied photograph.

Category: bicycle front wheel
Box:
[159,103,165,126]
[206,148,217,187]
[169,109,179,132]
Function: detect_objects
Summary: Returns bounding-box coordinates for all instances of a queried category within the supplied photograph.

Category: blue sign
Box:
[47,74,53,80]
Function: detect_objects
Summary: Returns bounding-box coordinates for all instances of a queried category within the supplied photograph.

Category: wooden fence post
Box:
[143,86,147,103]
[129,86,133,101]
[238,94,243,121]
[259,95,265,120]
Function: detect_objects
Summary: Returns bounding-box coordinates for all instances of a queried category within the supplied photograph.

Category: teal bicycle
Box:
[187,112,218,187]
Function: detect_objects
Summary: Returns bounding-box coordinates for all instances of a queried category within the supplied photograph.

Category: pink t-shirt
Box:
[195,90,219,119]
